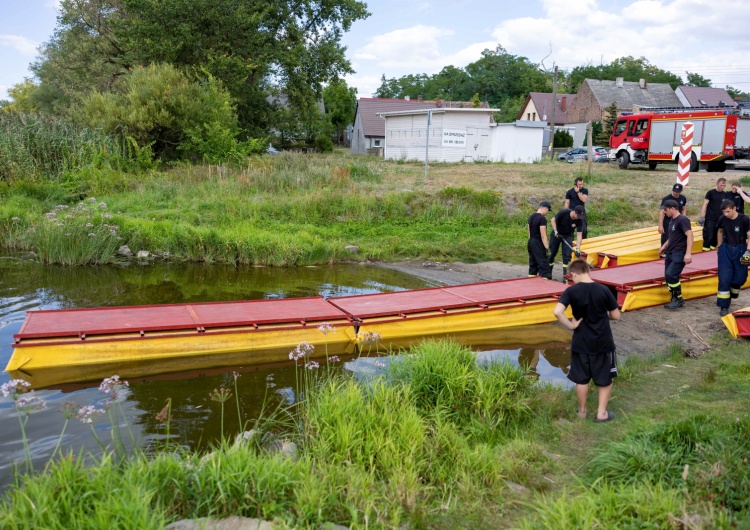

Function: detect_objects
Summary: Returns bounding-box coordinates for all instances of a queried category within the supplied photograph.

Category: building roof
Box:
[355,98,488,137]
[675,86,737,108]
[517,92,576,123]
[583,79,682,110]
[378,108,500,117]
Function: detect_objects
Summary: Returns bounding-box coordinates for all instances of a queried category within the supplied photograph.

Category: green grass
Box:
[2,149,688,265]
[2,338,749,528]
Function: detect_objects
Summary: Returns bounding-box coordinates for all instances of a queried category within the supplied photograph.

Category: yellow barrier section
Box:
[721,306,750,339]
[621,275,750,312]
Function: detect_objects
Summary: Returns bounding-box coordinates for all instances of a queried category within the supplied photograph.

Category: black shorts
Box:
[567,350,617,387]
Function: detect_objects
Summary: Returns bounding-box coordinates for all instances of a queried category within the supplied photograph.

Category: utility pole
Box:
[587,121,593,177]
[549,65,558,160]
[424,109,432,178]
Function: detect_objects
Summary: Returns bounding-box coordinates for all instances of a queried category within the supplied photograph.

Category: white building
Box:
[378,108,545,163]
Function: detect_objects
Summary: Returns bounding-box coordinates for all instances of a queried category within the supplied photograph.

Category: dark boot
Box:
[720,307,729,317]
[664,286,684,309]
[561,265,567,284]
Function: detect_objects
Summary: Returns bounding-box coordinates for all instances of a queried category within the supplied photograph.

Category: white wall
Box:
[384,112,496,162]
[490,122,544,163]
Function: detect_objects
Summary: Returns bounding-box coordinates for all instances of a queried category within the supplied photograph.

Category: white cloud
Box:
[353,25,456,69]
[0,35,40,57]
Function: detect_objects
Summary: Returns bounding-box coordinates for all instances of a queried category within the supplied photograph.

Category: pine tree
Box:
[596,101,619,145]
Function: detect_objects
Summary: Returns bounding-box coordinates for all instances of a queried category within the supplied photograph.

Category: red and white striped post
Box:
[676,122,694,186]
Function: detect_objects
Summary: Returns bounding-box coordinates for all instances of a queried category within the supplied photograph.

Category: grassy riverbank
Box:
[1,338,749,528]
[4,151,744,266]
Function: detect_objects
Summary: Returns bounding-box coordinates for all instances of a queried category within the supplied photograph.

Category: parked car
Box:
[564,146,609,163]
[267,144,281,154]
[558,147,586,161]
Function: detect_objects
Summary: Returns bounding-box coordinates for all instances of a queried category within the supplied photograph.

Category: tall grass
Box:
[2,339,750,527]
[0,114,135,182]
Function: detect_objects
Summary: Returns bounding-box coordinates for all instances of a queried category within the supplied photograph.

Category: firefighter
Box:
[658,200,693,309]
[564,177,588,238]
[716,199,750,317]
[658,183,687,255]
[549,206,585,283]
[728,182,750,215]
[527,201,552,280]
[698,178,728,250]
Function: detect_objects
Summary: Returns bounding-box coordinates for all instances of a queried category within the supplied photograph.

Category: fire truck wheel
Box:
[690,153,699,172]
[648,162,657,170]
[618,152,630,169]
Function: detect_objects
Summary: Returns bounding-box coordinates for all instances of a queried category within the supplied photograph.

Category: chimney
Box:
[436,99,443,108]
[561,96,567,112]
[418,95,423,102]
[616,77,624,88]
[404,95,410,101]
[639,78,647,89]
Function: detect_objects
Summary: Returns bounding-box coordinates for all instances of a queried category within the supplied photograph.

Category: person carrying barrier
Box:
[716,199,750,317]
[658,199,694,309]
[658,183,687,256]
[549,206,585,283]
[527,201,552,280]
[698,178,728,251]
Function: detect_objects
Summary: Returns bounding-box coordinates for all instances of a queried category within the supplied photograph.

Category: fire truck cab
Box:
[608,110,740,172]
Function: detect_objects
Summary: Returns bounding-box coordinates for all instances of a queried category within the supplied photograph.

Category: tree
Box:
[82,63,241,161]
[464,45,550,106]
[685,71,712,87]
[1,80,39,114]
[323,79,357,144]
[31,0,369,134]
[596,101,619,145]
[726,86,750,100]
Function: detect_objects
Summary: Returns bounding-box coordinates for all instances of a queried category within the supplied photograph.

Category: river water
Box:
[0,256,571,483]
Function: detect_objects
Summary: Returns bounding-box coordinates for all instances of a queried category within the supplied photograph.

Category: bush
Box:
[553,129,574,148]
[82,64,242,163]
[314,134,334,153]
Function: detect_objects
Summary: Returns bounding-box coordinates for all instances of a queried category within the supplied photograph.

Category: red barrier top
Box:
[589,251,717,288]
[328,277,565,318]
[15,297,350,340]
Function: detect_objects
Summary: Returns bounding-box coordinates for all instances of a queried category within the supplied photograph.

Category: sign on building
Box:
[442,129,467,147]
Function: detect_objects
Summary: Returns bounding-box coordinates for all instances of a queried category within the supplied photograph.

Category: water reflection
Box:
[0,255,571,485]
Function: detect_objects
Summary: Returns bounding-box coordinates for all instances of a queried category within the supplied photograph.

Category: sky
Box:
[1,0,749,101]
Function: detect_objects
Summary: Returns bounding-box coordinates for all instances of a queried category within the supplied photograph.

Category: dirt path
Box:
[377,259,741,359]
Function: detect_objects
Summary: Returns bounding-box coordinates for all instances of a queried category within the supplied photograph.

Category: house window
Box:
[374,139,381,147]
[527,113,531,120]
[532,112,536,120]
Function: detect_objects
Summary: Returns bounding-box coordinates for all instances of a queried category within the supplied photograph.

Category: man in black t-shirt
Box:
[553,259,620,422]
[716,199,750,317]
[564,177,588,238]
[728,182,750,215]
[699,178,728,250]
[659,199,694,309]
[549,206,585,282]
[658,183,687,251]
[527,201,552,279]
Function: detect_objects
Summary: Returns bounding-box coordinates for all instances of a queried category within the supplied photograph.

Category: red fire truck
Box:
[608,109,750,172]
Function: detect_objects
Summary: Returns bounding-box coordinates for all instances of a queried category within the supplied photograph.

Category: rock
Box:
[264,438,299,461]
[506,481,528,495]
[345,245,359,254]
[319,524,349,530]
[136,250,151,259]
[165,516,274,530]
[117,245,133,257]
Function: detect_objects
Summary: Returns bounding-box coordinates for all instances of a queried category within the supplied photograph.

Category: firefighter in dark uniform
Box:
[658,199,694,309]
[728,182,750,215]
[549,206,585,283]
[658,183,687,253]
[716,199,750,317]
[564,177,588,238]
[698,178,728,250]
[527,201,552,279]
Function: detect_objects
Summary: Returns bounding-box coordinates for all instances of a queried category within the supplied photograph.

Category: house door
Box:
[464,128,490,162]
